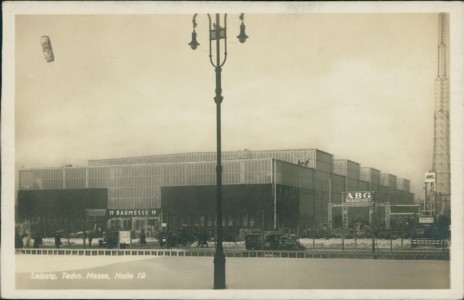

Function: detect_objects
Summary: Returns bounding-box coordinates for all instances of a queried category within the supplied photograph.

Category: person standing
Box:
[88,231,93,248]
[33,233,42,248]
[55,231,62,249]
[140,230,146,246]
[24,233,31,248]
[15,230,24,249]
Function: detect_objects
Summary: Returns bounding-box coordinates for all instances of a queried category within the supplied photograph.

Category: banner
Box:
[344,191,373,203]
[108,209,159,217]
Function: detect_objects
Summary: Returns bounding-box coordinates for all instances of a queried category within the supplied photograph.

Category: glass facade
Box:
[381,173,397,189]
[360,167,381,188]
[330,174,346,204]
[396,178,410,191]
[314,150,333,174]
[20,159,274,209]
[346,178,359,192]
[334,159,360,180]
[18,149,414,231]
[275,160,314,189]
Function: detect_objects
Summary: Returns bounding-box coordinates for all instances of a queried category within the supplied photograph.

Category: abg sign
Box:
[344,191,373,203]
[425,172,436,183]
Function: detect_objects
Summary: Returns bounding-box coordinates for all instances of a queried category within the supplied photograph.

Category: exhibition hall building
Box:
[17,149,414,238]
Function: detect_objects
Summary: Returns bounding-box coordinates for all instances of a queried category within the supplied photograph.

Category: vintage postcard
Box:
[1,1,463,299]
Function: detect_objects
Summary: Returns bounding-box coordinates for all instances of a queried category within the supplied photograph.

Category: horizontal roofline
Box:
[21,157,288,171]
[333,159,360,165]
[87,148,331,163]
[361,166,381,172]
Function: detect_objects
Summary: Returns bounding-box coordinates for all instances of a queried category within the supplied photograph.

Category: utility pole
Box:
[371,192,376,259]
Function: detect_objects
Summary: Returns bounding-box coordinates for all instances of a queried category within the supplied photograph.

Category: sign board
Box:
[85,209,107,217]
[425,172,436,183]
[108,209,159,217]
[344,191,373,203]
[119,230,131,245]
[210,28,226,40]
[419,217,434,224]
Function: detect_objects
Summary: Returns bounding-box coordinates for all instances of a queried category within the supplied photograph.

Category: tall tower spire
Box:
[432,13,450,217]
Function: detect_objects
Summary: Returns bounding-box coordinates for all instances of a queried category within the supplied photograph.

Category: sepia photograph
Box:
[1,1,463,299]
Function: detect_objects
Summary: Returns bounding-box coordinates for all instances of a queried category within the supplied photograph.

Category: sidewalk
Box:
[15,255,450,290]
[16,254,153,273]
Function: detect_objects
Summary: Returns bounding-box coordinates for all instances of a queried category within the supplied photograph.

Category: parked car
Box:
[245,232,305,251]
[330,228,355,239]
[98,231,127,249]
[69,231,85,238]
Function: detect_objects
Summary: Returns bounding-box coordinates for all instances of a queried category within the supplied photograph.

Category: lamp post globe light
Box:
[189,13,248,289]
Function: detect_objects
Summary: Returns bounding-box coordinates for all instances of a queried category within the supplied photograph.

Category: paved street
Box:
[16,254,449,289]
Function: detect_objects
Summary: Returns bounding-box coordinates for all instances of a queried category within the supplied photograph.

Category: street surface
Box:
[16,254,449,289]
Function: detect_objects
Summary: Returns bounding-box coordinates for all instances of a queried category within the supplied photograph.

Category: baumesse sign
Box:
[108,209,159,217]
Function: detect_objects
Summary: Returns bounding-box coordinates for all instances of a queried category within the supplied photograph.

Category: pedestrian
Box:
[24,234,31,248]
[97,226,103,238]
[140,230,146,246]
[33,233,42,248]
[55,231,62,249]
[200,230,208,247]
[15,230,23,249]
[160,233,166,247]
[15,230,24,249]
[88,231,93,247]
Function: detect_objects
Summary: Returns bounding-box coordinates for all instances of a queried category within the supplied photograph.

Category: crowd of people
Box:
[15,227,209,249]
[15,230,63,249]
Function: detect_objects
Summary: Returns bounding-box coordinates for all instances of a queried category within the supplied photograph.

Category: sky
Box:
[14,12,446,199]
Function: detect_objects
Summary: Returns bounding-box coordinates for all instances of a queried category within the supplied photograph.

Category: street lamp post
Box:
[189,13,248,289]
[371,191,376,259]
